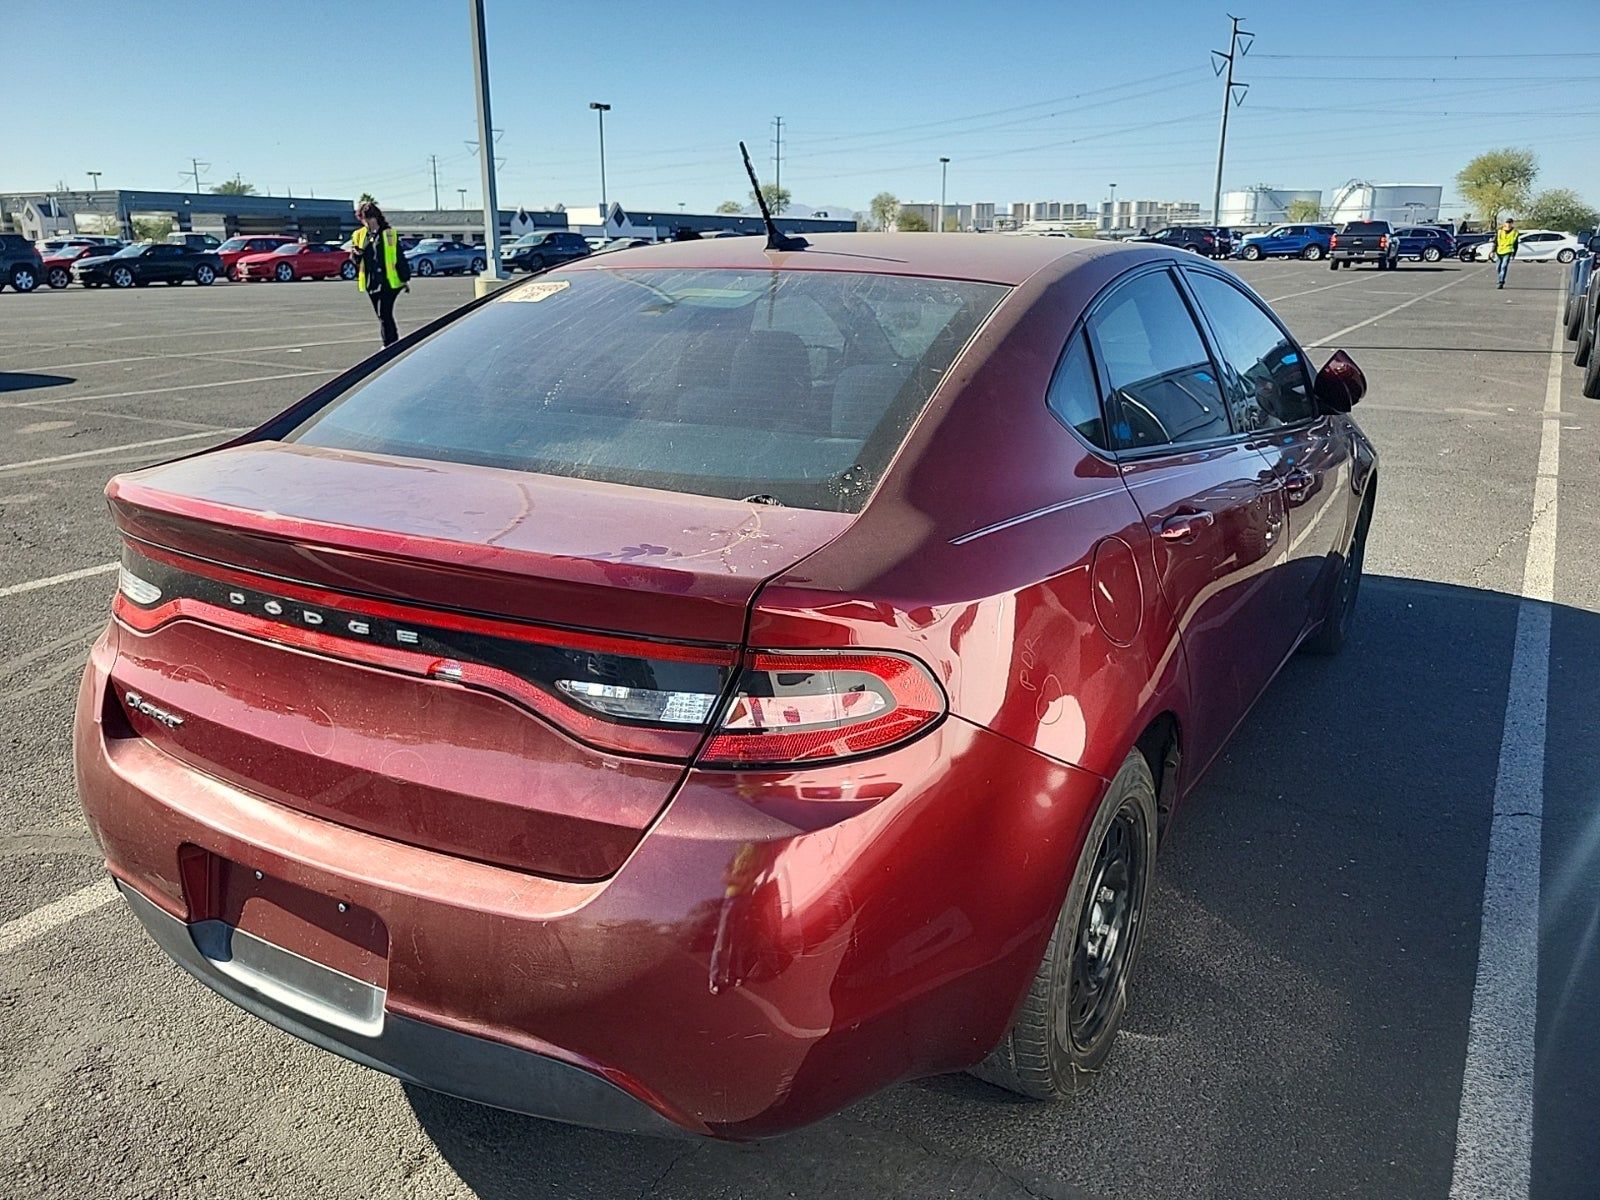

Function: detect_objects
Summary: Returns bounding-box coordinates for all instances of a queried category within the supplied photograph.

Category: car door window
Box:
[1187,271,1316,430]
[1089,270,1230,451]
[1045,330,1110,449]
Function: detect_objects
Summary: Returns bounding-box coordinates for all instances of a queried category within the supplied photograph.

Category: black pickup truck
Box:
[1329,220,1400,270]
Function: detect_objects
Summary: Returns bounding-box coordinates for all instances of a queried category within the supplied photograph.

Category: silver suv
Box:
[0,233,45,293]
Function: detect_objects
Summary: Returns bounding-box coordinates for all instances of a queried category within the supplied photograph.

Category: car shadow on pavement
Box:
[0,372,74,394]
[405,575,1600,1200]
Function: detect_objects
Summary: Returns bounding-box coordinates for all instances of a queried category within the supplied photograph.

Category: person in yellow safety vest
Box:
[349,200,408,346]
[1494,218,1520,290]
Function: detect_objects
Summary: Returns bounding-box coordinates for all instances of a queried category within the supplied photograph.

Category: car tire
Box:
[1423,246,1442,262]
[1243,244,1263,261]
[1302,488,1374,656]
[969,749,1157,1100]
[1329,259,1340,271]
[1584,340,1600,400]
[1565,292,1585,341]
[1459,248,1475,262]
[194,264,215,285]
[470,257,485,274]
[1303,244,1325,261]
[1576,312,1594,369]
[340,261,357,281]
[9,265,39,293]
[416,258,435,277]
[1558,249,1577,264]
[47,267,71,289]
[275,262,295,282]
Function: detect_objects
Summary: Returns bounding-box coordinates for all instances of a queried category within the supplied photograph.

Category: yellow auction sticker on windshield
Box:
[499,280,571,303]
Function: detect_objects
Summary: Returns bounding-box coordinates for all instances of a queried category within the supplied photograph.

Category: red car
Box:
[42,243,121,289]
[217,235,298,281]
[237,241,356,282]
[77,235,1376,1139]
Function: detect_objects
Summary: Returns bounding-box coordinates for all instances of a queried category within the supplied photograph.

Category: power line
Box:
[1253,51,1600,59]
[181,158,210,194]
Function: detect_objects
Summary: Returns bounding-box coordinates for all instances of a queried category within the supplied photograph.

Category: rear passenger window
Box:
[1187,272,1316,429]
[1045,332,1109,449]
[1089,271,1230,451]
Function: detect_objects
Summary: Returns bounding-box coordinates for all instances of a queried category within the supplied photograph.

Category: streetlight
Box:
[939,157,950,232]
[469,0,506,284]
[590,101,611,238]
[1108,182,1118,233]
[457,188,468,209]
[87,171,102,190]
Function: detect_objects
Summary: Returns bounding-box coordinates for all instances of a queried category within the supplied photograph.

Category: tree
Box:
[356,192,377,212]
[132,216,173,242]
[750,183,790,214]
[897,209,930,232]
[869,191,900,231]
[1286,198,1321,222]
[715,200,744,214]
[1525,188,1599,234]
[1456,148,1537,226]
[211,176,256,196]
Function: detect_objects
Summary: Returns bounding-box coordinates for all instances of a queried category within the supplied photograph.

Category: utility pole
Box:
[468,0,506,283]
[590,102,611,233]
[87,171,103,190]
[939,157,950,232]
[458,187,468,208]
[1108,182,1118,232]
[772,116,784,198]
[1210,14,1253,227]
[429,154,441,210]
[183,158,210,194]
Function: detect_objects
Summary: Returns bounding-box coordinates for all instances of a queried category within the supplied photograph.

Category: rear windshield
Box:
[286,268,1008,512]
[1342,222,1388,233]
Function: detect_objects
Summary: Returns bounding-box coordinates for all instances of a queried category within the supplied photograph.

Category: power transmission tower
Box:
[183,158,211,194]
[1210,15,1252,226]
[429,155,441,209]
[772,116,784,197]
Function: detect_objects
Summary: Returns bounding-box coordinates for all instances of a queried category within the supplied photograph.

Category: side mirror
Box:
[1314,350,1367,413]
[1588,234,1600,254]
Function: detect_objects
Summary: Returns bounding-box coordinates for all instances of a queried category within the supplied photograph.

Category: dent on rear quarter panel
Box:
[749,245,1194,784]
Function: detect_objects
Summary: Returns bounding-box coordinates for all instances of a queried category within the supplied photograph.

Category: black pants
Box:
[369,285,400,346]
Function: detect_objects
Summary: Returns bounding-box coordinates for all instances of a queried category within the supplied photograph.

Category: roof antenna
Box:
[740,140,806,252]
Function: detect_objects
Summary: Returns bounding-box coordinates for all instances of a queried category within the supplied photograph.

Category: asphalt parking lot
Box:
[2,258,1597,1200]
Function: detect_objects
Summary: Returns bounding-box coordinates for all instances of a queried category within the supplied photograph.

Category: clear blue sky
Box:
[11,0,1597,217]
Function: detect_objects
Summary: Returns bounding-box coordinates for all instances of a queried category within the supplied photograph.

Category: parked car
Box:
[78,233,1376,1141]
[500,229,592,272]
[39,235,121,255]
[1570,232,1600,399]
[72,242,223,288]
[43,243,122,288]
[166,232,223,251]
[404,238,486,277]
[217,235,299,281]
[237,242,356,282]
[1392,226,1457,262]
[1454,231,1494,261]
[1129,225,1223,257]
[1235,224,1337,261]
[1564,229,1599,342]
[591,237,654,255]
[0,233,47,292]
[1473,229,1582,263]
[1329,221,1399,270]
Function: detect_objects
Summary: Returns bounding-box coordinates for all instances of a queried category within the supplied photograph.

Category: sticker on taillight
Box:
[700,650,946,768]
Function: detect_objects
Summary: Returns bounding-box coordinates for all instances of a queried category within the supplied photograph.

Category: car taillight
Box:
[1329,235,1338,248]
[1379,234,1389,248]
[700,650,946,768]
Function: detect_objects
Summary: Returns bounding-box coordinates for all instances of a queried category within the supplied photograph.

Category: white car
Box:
[1473,230,1582,263]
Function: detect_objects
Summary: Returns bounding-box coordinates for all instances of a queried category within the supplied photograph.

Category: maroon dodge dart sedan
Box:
[76,234,1375,1139]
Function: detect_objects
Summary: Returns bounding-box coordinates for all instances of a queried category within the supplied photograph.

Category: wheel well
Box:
[1134,713,1181,843]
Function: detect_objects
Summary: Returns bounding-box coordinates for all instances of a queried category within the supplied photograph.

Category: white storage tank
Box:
[1329,183,1442,224]
[1219,187,1322,227]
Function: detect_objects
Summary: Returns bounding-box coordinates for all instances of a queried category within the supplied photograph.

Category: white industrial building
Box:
[1328,182,1442,225]
[1219,187,1323,227]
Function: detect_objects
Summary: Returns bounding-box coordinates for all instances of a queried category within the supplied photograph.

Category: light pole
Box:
[1108,182,1118,232]
[939,157,950,232]
[458,187,468,209]
[590,102,611,238]
[469,0,506,285]
[87,171,102,190]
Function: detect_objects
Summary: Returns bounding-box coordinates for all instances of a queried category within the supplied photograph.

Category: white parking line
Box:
[1,369,335,410]
[1447,284,1564,1200]
[1260,273,1375,303]
[0,428,244,473]
[0,878,116,957]
[1306,274,1473,347]
[25,336,371,374]
[0,562,117,599]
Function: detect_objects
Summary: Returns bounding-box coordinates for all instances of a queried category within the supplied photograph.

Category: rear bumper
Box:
[75,627,1106,1139]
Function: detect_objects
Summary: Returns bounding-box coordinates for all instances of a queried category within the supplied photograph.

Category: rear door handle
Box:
[1284,468,1314,499]
[1158,509,1215,543]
